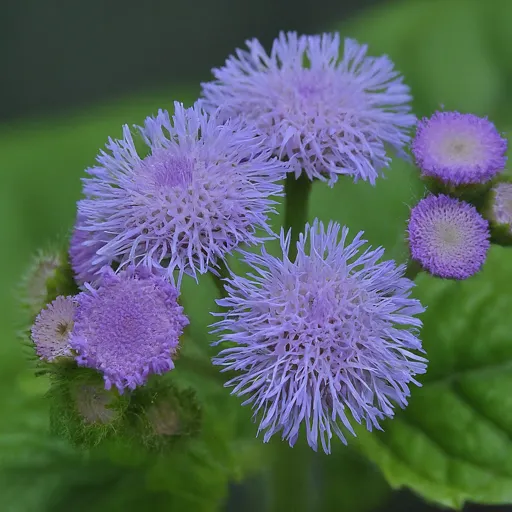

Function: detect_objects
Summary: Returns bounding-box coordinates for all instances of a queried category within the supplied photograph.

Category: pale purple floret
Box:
[69,214,105,285]
[70,266,189,393]
[492,182,512,232]
[77,102,285,286]
[212,220,426,454]
[31,296,76,362]
[407,194,490,279]
[201,32,415,186]
[412,112,507,185]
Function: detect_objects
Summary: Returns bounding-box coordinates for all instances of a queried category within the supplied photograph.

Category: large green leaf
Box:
[354,246,512,509]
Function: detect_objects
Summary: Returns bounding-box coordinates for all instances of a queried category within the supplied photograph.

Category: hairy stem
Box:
[284,172,313,261]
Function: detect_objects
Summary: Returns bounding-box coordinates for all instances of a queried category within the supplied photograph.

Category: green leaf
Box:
[354,246,512,509]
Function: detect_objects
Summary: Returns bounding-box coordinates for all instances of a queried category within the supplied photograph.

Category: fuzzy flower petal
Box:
[70,267,189,393]
[201,32,415,186]
[212,220,426,454]
[412,112,507,185]
[77,102,285,285]
[492,182,512,232]
[31,295,76,361]
[407,194,490,279]
[69,214,105,285]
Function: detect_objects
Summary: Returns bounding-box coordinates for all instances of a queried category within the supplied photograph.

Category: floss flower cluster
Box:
[32,267,188,392]
[24,31,509,458]
[407,110,507,279]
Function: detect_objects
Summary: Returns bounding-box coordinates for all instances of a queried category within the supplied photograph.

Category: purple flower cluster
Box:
[29,32,437,452]
[212,221,426,453]
[201,32,415,185]
[407,110,504,279]
[31,267,188,393]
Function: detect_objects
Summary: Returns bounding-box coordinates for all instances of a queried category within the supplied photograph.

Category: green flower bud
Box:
[48,369,128,448]
[19,248,63,319]
[129,378,201,453]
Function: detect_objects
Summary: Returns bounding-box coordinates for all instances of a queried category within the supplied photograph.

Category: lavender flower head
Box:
[70,266,189,393]
[201,32,415,186]
[77,102,285,285]
[412,112,507,185]
[212,220,426,454]
[491,182,512,232]
[31,295,76,362]
[408,194,490,279]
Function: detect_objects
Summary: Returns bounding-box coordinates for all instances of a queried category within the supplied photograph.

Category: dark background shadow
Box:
[2,0,383,121]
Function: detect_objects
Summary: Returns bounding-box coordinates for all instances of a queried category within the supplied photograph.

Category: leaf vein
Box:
[450,382,512,442]
[398,414,512,479]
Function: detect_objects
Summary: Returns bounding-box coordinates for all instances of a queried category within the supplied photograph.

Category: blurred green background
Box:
[2,0,512,510]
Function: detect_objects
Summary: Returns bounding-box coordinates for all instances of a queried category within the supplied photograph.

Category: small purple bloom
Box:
[201,32,415,186]
[412,112,507,185]
[212,220,426,454]
[407,194,490,279]
[78,102,285,285]
[70,266,189,393]
[491,182,512,232]
[31,296,76,362]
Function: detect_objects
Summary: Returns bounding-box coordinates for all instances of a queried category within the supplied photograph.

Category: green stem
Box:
[284,173,313,261]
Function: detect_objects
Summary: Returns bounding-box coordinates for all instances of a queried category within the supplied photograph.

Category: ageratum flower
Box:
[407,194,490,279]
[77,102,285,285]
[70,267,189,393]
[212,220,426,454]
[412,112,507,185]
[31,295,76,362]
[491,182,512,232]
[201,32,415,185]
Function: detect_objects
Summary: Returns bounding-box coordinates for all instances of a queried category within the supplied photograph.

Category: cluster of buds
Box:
[406,112,510,280]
